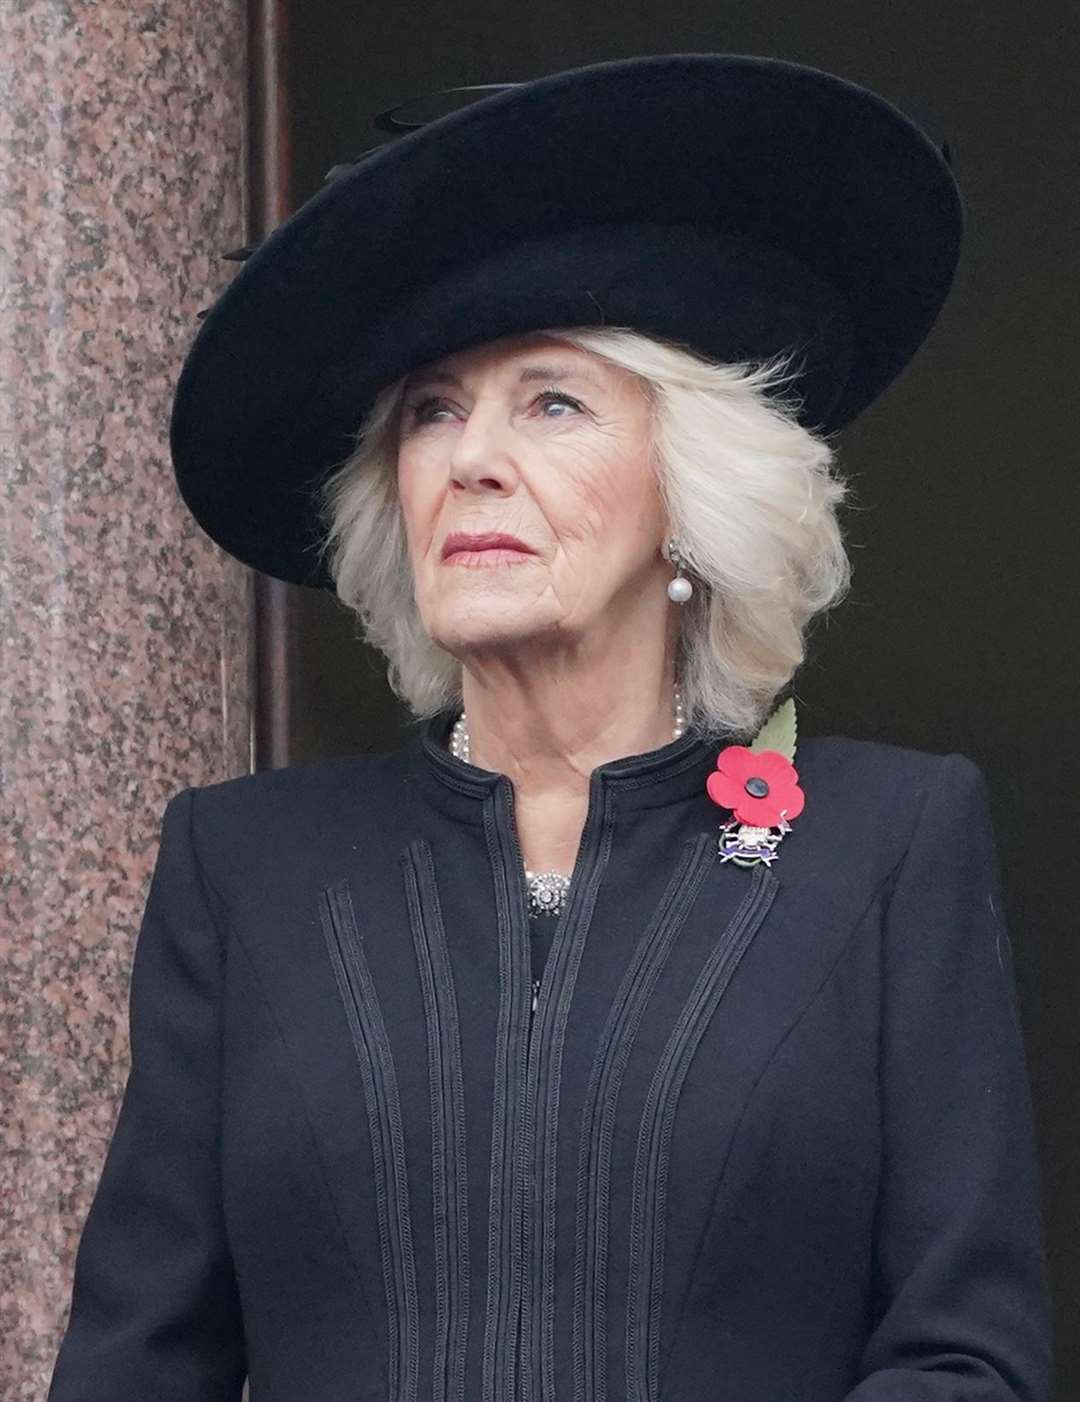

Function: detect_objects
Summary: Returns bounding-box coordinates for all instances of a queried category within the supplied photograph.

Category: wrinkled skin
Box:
[396,330,673,674]
[395,329,682,873]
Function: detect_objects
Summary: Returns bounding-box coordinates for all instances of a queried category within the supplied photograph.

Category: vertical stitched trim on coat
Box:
[532,791,617,1402]
[625,862,780,1402]
[480,795,531,1402]
[401,842,471,1402]
[572,833,717,1402]
[319,878,420,1402]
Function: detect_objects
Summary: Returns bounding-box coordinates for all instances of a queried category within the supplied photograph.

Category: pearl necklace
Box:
[449,684,687,918]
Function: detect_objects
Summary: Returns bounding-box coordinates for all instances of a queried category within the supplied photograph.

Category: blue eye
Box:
[405,388,584,426]
[536,389,583,416]
[407,397,452,424]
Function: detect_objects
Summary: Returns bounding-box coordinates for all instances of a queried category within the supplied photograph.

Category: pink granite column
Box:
[0,2,252,1393]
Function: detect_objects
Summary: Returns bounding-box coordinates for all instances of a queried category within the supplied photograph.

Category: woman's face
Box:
[395,332,670,664]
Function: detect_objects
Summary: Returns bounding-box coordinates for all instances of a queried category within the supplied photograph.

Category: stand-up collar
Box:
[409,705,727,824]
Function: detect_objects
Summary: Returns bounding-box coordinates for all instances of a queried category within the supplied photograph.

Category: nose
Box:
[447,397,518,495]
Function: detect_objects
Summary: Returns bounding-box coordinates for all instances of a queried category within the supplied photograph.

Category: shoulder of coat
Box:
[185,745,403,821]
[794,731,957,816]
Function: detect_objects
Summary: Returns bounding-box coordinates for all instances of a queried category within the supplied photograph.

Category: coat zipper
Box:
[496,776,538,1402]
[496,771,610,1402]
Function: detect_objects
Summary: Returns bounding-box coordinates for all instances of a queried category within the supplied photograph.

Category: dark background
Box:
[274,2,1078,1390]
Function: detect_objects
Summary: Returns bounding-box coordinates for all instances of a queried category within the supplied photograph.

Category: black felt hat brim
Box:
[169,52,963,590]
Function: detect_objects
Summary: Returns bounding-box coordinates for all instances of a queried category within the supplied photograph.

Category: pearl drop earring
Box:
[666,537,693,603]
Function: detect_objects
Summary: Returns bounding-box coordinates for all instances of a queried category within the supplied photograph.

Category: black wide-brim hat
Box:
[169,52,963,591]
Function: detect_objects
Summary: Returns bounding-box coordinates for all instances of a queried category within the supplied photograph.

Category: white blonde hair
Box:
[314,326,852,740]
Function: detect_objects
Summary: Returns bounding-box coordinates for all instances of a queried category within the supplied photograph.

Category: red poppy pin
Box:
[706,701,804,867]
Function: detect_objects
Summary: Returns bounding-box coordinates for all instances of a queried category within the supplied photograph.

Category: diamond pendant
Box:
[526,870,571,918]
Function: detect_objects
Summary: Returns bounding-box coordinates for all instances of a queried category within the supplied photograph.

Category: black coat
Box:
[48,711,1054,1401]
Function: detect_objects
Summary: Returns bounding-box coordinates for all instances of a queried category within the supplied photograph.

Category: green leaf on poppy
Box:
[749,696,797,762]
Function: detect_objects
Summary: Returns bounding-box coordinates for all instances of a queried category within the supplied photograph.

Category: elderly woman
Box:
[49,54,1053,1402]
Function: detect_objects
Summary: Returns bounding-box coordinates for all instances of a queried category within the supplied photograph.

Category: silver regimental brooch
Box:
[705,698,804,868]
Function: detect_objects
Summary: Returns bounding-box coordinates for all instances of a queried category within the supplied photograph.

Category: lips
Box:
[441,531,535,559]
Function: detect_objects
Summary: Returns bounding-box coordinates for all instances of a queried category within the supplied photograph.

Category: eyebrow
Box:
[405,361,606,393]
